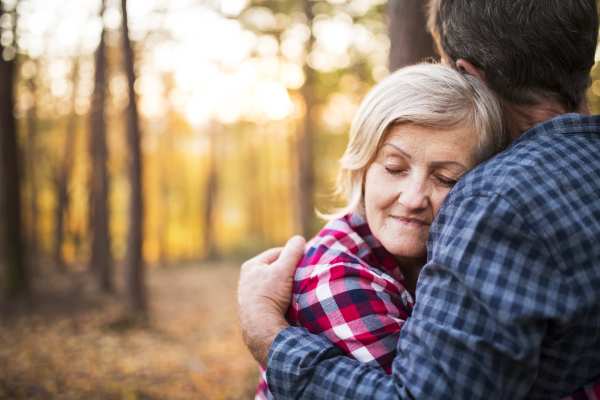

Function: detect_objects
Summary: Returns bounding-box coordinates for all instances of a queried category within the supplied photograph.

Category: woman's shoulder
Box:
[289,214,413,327]
[303,214,370,265]
[295,213,401,284]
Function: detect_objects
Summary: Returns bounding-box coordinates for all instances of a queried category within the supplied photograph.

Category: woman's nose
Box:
[398,179,429,211]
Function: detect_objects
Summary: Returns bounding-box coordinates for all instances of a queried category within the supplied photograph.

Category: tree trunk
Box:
[90,3,112,292]
[244,124,263,248]
[203,123,218,259]
[158,144,169,265]
[122,0,146,317]
[54,60,80,271]
[26,76,38,268]
[387,0,435,71]
[295,0,315,238]
[0,12,27,300]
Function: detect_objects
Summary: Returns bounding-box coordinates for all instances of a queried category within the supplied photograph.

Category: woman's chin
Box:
[381,240,427,263]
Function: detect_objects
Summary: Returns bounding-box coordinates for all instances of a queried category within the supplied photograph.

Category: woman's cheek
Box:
[373,175,402,201]
[431,188,452,216]
[365,174,395,218]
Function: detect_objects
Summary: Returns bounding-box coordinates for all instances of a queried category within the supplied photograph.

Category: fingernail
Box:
[289,235,305,247]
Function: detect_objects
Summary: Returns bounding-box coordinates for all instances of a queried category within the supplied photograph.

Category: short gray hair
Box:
[330,63,505,218]
[428,0,598,112]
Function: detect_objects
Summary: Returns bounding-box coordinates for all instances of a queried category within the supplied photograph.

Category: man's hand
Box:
[238,235,306,366]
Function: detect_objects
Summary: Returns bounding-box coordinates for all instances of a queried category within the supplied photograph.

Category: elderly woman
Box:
[255,63,505,399]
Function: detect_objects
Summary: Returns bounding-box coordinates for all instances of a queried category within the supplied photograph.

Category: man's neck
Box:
[501,98,590,143]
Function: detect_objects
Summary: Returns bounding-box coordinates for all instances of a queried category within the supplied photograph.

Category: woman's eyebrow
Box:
[430,161,468,172]
[382,143,411,159]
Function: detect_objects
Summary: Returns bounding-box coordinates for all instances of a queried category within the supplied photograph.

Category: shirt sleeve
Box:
[292,262,412,373]
[266,193,571,400]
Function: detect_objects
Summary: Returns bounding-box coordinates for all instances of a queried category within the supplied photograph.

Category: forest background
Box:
[1,0,600,399]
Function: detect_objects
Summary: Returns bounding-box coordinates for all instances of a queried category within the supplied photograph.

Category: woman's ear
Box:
[456,59,487,84]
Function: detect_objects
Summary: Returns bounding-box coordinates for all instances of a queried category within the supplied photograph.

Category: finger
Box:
[274,235,306,273]
[249,247,284,265]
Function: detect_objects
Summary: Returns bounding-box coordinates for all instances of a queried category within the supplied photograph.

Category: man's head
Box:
[428,0,598,112]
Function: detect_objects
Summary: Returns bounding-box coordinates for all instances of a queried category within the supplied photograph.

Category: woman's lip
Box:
[391,216,430,228]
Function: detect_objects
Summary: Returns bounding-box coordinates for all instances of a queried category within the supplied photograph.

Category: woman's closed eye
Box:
[385,167,405,175]
[435,176,458,187]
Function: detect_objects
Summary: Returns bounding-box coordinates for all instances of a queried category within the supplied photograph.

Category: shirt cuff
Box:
[266,327,344,399]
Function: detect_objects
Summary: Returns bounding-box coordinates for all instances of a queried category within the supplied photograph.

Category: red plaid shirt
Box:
[256,214,414,400]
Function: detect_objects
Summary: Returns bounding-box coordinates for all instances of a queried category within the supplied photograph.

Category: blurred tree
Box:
[203,122,219,260]
[90,0,112,292]
[296,0,316,238]
[122,0,147,317]
[387,0,435,71]
[0,2,27,300]
[25,61,39,268]
[54,59,80,271]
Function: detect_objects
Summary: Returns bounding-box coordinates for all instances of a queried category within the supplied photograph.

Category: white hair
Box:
[326,62,506,219]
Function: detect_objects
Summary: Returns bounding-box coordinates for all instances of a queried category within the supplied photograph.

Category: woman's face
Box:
[364,123,479,263]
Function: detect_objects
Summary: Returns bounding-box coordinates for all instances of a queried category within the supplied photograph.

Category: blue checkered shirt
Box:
[266,113,600,400]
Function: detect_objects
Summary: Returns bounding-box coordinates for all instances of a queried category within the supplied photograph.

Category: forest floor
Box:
[0,261,260,400]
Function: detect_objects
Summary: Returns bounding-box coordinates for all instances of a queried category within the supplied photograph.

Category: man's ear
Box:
[456,59,487,84]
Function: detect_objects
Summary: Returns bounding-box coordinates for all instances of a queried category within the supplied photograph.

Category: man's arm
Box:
[260,194,568,399]
[268,327,397,399]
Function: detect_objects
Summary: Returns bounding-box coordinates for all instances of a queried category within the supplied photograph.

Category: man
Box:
[238,0,600,398]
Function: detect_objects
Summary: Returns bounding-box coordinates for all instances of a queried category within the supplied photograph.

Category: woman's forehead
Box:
[380,124,479,163]
[384,123,477,144]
